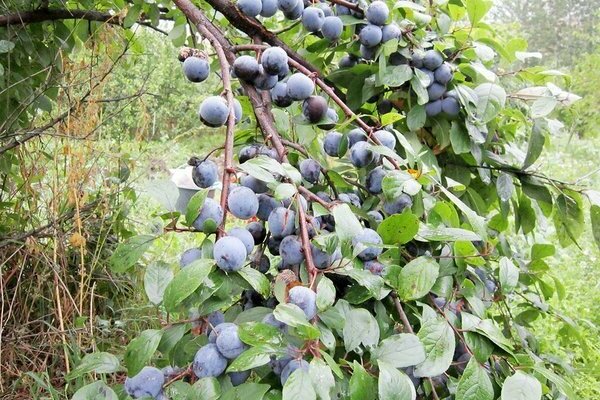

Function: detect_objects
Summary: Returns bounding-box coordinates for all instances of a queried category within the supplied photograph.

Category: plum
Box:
[339,54,358,68]
[348,128,367,147]
[215,324,247,359]
[367,210,384,226]
[288,286,317,319]
[257,194,281,220]
[302,95,328,123]
[281,359,310,385]
[428,82,446,101]
[259,145,280,160]
[214,236,248,272]
[229,370,251,386]
[124,366,164,399]
[253,253,271,273]
[311,243,340,269]
[364,260,385,275]
[161,365,185,380]
[263,312,288,331]
[350,141,374,167]
[383,193,413,214]
[254,65,279,90]
[237,0,262,17]
[373,129,396,149]
[434,63,453,85]
[246,221,267,244]
[192,344,228,378]
[322,15,343,40]
[207,310,225,333]
[323,130,344,157]
[300,216,321,238]
[239,145,259,163]
[366,166,386,194]
[180,248,203,268]
[352,228,383,261]
[208,322,237,343]
[228,186,259,219]
[268,236,283,255]
[261,0,279,16]
[277,62,290,80]
[377,99,393,114]
[183,56,210,83]
[299,158,321,183]
[318,108,339,130]
[233,55,260,81]
[271,82,293,107]
[441,96,460,116]
[192,159,218,188]
[425,99,442,117]
[422,50,443,70]
[411,51,425,68]
[389,52,408,65]
[419,68,435,87]
[261,47,289,75]
[199,96,229,127]
[360,44,377,60]
[278,0,299,12]
[282,0,304,19]
[302,7,325,32]
[335,3,351,16]
[268,207,296,238]
[382,22,401,42]
[241,174,269,194]
[193,198,224,232]
[359,24,383,47]
[338,192,361,207]
[366,0,389,25]
[287,73,315,101]
[279,235,305,266]
[229,227,255,255]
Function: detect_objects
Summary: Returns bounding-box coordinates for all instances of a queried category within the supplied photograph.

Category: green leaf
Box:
[455,358,493,400]
[523,122,546,169]
[531,243,555,259]
[501,371,542,400]
[273,303,313,328]
[163,260,214,312]
[414,307,455,377]
[123,4,142,28]
[309,358,335,400]
[274,183,297,201]
[316,276,336,311]
[450,121,471,154]
[185,189,208,226]
[124,329,163,375]
[465,0,493,25]
[349,361,377,400]
[238,322,283,347]
[382,171,421,198]
[395,257,440,301]
[110,234,155,273]
[379,65,413,87]
[67,352,120,379]
[407,105,426,131]
[377,361,416,400]
[464,332,494,363]
[591,204,600,251]
[144,261,173,305]
[72,381,118,400]
[343,308,380,352]
[499,257,519,293]
[377,213,419,245]
[553,192,584,247]
[332,203,364,241]
[238,266,270,298]
[193,377,222,400]
[371,333,426,368]
[474,83,506,123]
[0,40,15,53]
[227,345,275,372]
[417,226,481,241]
[283,369,316,400]
[496,173,514,202]
[222,383,271,400]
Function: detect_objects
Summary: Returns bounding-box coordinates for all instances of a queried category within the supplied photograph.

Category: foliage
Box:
[2,0,599,399]
[562,50,600,137]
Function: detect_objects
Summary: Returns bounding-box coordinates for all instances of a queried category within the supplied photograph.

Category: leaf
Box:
[110,234,155,273]
[407,105,426,132]
[124,329,163,375]
[163,260,214,312]
[501,371,542,400]
[67,352,120,379]
[123,4,142,28]
[474,83,506,123]
[238,266,270,298]
[185,189,208,226]
[274,183,297,200]
[414,308,455,377]
[332,203,363,241]
[496,173,514,202]
[455,358,494,400]
[377,361,416,400]
[72,381,118,400]
[382,171,421,198]
[465,0,493,25]
[222,383,271,400]
[371,334,426,368]
[553,192,584,247]
[592,204,600,251]
[144,261,173,305]
[283,369,316,400]
[349,361,377,400]
[523,123,545,169]
[417,226,481,241]
[193,377,221,400]
[379,65,413,87]
[309,358,335,400]
[343,308,380,352]
[499,257,519,293]
[395,257,440,301]
[377,213,419,245]
[227,345,275,372]
[316,276,336,311]
[0,40,15,53]
[531,96,557,119]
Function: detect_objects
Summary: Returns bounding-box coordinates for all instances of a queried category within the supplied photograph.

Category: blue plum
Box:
[233,55,260,81]
[322,16,344,40]
[183,56,210,83]
[366,166,386,194]
[237,0,262,17]
[279,235,305,266]
[281,359,310,385]
[199,96,229,127]
[229,227,255,255]
[383,193,413,214]
[268,207,296,238]
[246,221,266,244]
[228,186,259,219]
[350,141,374,167]
[422,50,443,70]
[192,198,224,233]
[323,130,344,157]
[373,129,396,149]
[215,324,247,359]
[287,73,315,100]
[288,286,317,319]
[271,81,293,107]
[299,158,321,183]
[180,248,203,268]
[192,159,218,188]
[214,236,248,272]
[302,6,325,32]
[352,228,383,261]
[261,46,289,75]
[359,24,383,47]
[124,366,164,399]
[192,344,228,378]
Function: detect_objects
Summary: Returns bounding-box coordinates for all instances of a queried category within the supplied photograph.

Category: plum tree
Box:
[267,207,296,238]
[193,198,224,232]
[228,186,259,219]
[299,158,321,183]
[286,73,315,100]
[124,367,164,399]
[302,95,328,123]
[193,344,228,378]
[321,16,343,41]
[191,159,218,188]
[183,56,210,83]
[366,1,389,26]
[213,236,248,271]
[352,228,383,261]
[228,227,255,255]
[287,286,317,319]
[302,7,325,32]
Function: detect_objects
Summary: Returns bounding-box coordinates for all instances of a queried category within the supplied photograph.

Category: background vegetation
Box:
[1,0,600,398]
